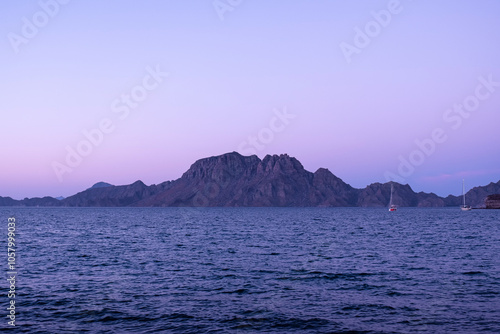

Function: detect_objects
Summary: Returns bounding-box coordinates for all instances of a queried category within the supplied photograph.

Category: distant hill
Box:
[88,182,114,190]
[62,180,170,207]
[356,182,445,207]
[443,181,500,208]
[0,196,62,207]
[1,152,498,207]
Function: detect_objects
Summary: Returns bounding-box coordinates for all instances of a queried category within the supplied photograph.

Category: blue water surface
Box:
[0,207,499,333]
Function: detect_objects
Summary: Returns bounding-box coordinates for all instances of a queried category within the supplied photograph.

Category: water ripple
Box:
[1,207,499,333]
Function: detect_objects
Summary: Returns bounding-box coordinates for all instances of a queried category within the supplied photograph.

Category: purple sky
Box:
[1,0,499,200]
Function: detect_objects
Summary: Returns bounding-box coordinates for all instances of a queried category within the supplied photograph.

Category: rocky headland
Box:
[1,152,499,207]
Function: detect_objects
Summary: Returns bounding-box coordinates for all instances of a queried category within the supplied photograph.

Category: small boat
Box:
[461,179,472,211]
[388,183,397,212]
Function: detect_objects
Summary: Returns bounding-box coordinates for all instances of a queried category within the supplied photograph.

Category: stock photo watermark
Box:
[237,107,296,156]
[51,65,168,182]
[339,0,412,64]
[384,74,499,183]
[213,0,243,21]
[7,0,71,54]
[6,217,17,327]
[184,106,295,208]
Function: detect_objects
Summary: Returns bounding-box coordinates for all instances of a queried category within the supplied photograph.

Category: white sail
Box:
[388,183,397,211]
[461,179,471,211]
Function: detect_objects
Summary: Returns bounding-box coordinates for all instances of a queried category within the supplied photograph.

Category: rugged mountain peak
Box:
[181,152,261,182]
[313,167,345,184]
[314,167,338,179]
[3,153,499,208]
[131,180,147,188]
[314,167,330,174]
[259,154,306,175]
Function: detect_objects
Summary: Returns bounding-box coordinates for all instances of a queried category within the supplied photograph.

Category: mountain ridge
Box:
[1,152,499,207]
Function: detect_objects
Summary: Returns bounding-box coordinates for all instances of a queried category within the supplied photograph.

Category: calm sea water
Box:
[1,207,499,333]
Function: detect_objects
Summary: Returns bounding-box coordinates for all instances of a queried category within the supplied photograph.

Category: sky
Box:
[1,0,499,200]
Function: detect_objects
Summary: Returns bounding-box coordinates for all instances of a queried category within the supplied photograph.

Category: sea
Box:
[0,207,499,333]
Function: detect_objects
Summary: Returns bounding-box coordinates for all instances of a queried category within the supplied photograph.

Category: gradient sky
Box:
[1,0,499,200]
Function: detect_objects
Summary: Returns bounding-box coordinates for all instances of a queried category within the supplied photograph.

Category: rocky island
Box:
[1,152,499,208]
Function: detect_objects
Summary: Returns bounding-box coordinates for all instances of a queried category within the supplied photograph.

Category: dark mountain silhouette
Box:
[0,196,62,207]
[134,153,357,207]
[88,182,114,190]
[356,183,445,207]
[1,152,498,207]
[443,181,500,208]
[62,180,171,207]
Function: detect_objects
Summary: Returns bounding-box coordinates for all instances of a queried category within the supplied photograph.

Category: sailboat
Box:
[461,179,472,211]
[388,183,397,212]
